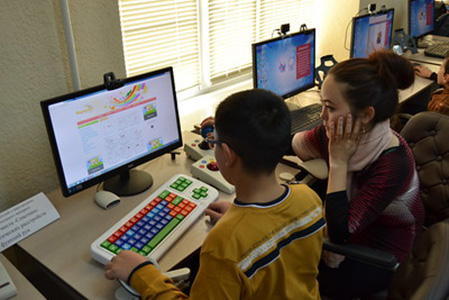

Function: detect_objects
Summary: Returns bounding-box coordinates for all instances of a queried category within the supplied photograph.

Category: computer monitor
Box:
[351,8,395,58]
[252,28,316,99]
[41,67,182,197]
[409,0,435,38]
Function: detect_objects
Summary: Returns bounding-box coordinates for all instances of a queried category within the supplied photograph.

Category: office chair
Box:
[299,111,449,299]
[400,111,449,227]
[315,55,338,89]
[387,217,449,300]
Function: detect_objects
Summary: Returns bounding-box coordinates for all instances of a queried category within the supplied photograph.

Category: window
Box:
[119,0,199,91]
[119,0,317,95]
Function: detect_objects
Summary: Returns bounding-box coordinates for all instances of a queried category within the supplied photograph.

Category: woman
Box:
[292,50,425,299]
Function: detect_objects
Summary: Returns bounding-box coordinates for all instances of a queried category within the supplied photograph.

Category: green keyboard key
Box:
[159,190,170,199]
[101,240,111,249]
[141,245,152,254]
[148,218,180,249]
[172,196,183,206]
[108,244,119,253]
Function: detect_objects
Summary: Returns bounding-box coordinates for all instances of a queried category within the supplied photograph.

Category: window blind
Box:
[208,0,317,83]
[258,0,316,40]
[118,0,200,91]
[119,0,317,92]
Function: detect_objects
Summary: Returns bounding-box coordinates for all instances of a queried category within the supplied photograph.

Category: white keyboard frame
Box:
[90,174,219,265]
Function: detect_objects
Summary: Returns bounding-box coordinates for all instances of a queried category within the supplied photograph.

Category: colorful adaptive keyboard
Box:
[90,174,219,265]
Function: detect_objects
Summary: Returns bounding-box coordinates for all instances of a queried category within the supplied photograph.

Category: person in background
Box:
[291,50,425,299]
[104,89,325,299]
[414,53,449,115]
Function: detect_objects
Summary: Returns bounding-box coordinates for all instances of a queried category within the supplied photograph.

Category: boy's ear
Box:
[221,143,237,167]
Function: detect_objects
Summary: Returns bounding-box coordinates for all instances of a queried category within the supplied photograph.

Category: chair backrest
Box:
[315,55,337,89]
[388,218,449,300]
[400,111,449,227]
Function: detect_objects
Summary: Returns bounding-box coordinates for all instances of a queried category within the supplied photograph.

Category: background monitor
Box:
[409,0,435,38]
[351,8,395,58]
[41,67,182,197]
[252,28,316,99]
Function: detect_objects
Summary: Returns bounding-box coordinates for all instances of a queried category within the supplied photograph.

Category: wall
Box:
[0,0,125,211]
[359,0,408,33]
[315,0,360,62]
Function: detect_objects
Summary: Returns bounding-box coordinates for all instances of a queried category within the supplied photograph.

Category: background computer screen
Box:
[351,9,395,58]
[252,28,316,99]
[409,0,435,38]
[41,67,182,197]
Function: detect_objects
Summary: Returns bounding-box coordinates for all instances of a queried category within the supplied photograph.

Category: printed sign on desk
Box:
[0,192,60,252]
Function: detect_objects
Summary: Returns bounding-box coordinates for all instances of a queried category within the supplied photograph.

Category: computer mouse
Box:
[94,190,121,210]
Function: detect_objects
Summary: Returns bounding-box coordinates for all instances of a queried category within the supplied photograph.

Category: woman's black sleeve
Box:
[325,191,350,243]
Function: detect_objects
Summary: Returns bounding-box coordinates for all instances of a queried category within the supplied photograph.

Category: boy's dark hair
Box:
[214,89,291,175]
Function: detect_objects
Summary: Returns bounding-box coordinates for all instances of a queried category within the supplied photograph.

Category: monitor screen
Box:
[409,0,435,38]
[252,28,316,99]
[351,9,395,58]
[41,67,182,197]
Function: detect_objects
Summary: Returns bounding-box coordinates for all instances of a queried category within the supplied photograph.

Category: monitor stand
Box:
[103,169,153,196]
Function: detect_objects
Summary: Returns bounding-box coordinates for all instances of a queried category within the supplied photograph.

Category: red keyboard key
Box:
[107,235,117,243]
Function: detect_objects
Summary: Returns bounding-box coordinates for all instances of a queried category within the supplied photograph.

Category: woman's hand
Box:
[322,250,345,268]
[327,114,362,166]
[204,201,231,225]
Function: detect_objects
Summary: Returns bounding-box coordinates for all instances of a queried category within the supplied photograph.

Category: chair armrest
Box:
[323,238,398,270]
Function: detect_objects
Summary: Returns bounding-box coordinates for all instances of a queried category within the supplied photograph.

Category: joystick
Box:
[184,125,215,161]
[191,155,235,194]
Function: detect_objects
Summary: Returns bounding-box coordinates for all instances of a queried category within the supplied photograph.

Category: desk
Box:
[285,73,434,109]
[408,34,449,66]
[408,51,443,66]
[16,131,300,299]
[0,254,45,299]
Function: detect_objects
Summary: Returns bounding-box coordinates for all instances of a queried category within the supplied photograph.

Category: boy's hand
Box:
[200,117,215,133]
[205,201,231,225]
[414,65,432,79]
[104,250,148,281]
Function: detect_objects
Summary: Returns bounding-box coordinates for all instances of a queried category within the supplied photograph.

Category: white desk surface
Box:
[17,131,301,299]
[0,254,45,300]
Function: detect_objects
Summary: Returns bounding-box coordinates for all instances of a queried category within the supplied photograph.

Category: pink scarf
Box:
[346,120,392,198]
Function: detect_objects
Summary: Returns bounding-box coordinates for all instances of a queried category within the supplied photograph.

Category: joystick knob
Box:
[198,140,210,150]
[200,125,214,138]
[206,161,219,171]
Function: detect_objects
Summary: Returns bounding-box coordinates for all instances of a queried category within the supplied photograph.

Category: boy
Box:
[104,89,325,299]
[414,53,449,115]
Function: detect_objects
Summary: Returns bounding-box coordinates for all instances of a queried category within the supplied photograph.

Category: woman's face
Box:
[320,74,352,137]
